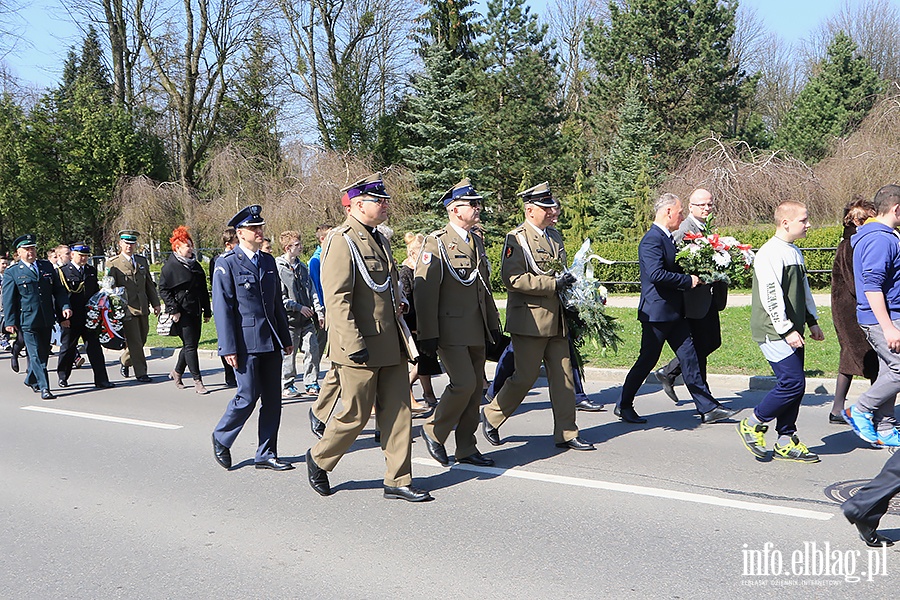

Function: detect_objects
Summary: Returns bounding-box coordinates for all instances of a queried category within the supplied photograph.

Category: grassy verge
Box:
[152,306,842,378]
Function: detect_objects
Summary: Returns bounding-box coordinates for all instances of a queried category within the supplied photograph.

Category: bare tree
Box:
[545,0,605,114]
[133,0,267,188]
[754,34,805,132]
[802,0,900,82]
[273,0,417,150]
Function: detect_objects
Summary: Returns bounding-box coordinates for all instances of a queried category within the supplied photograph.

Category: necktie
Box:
[251,253,259,272]
[31,263,38,276]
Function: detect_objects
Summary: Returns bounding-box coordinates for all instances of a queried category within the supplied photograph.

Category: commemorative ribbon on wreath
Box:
[85,276,129,350]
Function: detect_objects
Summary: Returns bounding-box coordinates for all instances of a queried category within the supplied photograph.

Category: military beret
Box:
[341,172,390,205]
[228,205,266,229]
[118,230,140,243]
[70,242,91,255]
[441,178,483,207]
[519,181,558,208]
[13,233,36,249]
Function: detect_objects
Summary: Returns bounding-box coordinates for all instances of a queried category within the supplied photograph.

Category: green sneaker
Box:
[773,435,820,463]
[737,418,768,458]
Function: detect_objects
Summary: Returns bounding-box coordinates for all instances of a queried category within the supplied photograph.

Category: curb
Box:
[148,347,849,397]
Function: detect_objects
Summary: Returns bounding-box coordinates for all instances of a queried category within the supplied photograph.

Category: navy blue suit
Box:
[211,248,291,462]
[619,225,719,415]
[57,262,110,385]
[2,259,70,391]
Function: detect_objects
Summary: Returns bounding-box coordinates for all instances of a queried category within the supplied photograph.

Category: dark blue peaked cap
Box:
[228,205,266,228]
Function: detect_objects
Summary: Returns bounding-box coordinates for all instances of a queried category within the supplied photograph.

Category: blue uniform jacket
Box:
[637,225,693,323]
[212,249,291,356]
[2,259,70,330]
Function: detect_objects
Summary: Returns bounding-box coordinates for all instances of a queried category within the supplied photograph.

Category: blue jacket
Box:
[212,249,291,356]
[2,259,70,330]
[851,221,900,325]
[637,225,693,323]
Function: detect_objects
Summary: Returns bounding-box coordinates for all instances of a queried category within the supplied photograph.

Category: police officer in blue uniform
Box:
[57,243,115,389]
[1,234,72,399]
[210,205,294,471]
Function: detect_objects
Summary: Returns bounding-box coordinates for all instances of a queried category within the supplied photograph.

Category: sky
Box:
[4,0,853,91]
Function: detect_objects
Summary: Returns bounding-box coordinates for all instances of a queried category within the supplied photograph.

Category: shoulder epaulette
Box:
[220,249,235,258]
[431,229,448,237]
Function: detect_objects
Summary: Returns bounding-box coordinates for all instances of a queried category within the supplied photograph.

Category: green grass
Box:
[153,306,842,377]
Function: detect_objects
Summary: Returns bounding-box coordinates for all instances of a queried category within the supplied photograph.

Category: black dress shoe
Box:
[373,430,381,444]
[58,378,69,388]
[212,433,231,469]
[829,413,849,425]
[306,450,331,496]
[255,457,295,471]
[95,381,116,389]
[421,428,449,466]
[456,450,494,466]
[555,436,596,451]
[120,364,130,378]
[225,379,237,388]
[383,485,433,502]
[26,382,39,393]
[481,409,502,446]
[10,353,19,373]
[654,368,679,403]
[701,406,738,424]
[135,375,152,383]
[41,389,57,400]
[614,405,647,424]
[575,396,605,412]
[853,521,894,547]
[309,408,325,439]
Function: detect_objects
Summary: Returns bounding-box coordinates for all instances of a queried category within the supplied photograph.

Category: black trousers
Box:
[843,451,900,529]
[660,308,722,383]
[174,313,203,380]
[620,319,718,414]
[58,318,110,384]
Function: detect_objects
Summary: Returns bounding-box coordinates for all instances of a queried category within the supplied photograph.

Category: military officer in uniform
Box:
[107,230,160,382]
[416,179,501,467]
[1,234,72,399]
[211,205,294,471]
[306,173,433,502]
[57,243,115,389]
[480,182,594,451]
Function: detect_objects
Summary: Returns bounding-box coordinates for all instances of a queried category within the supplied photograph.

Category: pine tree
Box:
[584,0,741,157]
[592,86,660,240]
[413,0,481,59]
[776,32,883,163]
[400,44,481,214]
[473,0,567,219]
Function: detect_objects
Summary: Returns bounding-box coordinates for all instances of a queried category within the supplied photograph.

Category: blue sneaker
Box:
[844,406,877,444]
[283,385,301,398]
[876,428,900,447]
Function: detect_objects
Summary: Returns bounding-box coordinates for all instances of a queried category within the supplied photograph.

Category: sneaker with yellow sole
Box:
[737,418,768,459]
[773,435,819,463]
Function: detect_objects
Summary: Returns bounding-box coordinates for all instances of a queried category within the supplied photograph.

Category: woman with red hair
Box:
[158,226,212,393]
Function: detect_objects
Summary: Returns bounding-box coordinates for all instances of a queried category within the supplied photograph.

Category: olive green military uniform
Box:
[415,225,500,459]
[310,216,412,487]
[482,222,579,444]
[107,252,160,378]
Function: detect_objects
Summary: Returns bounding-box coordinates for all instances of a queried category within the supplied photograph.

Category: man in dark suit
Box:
[56,243,115,389]
[616,193,735,425]
[654,188,727,400]
[842,451,900,547]
[211,205,294,471]
[1,234,72,399]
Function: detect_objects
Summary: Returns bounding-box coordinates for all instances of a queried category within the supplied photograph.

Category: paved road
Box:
[1,349,895,599]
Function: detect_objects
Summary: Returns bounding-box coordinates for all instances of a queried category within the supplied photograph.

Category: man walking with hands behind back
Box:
[211,205,294,472]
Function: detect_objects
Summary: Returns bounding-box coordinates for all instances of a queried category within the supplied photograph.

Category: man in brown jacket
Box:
[481,182,594,451]
[416,179,501,467]
[107,230,161,382]
[306,173,433,502]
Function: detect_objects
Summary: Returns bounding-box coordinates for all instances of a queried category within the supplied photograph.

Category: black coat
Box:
[58,262,100,323]
[158,254,211,319]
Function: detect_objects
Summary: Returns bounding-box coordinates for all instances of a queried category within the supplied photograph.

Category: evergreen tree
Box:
[473,0,567,219]
[592,86,660,240]
[776,32,883,163]
[400,44,481,215]
[584,0,742,157]
[216,27,282,169]
[413,0,482,59]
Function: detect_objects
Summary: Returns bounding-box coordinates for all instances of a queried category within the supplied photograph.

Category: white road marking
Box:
[21,406,183,430]
[413,458,833,521]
